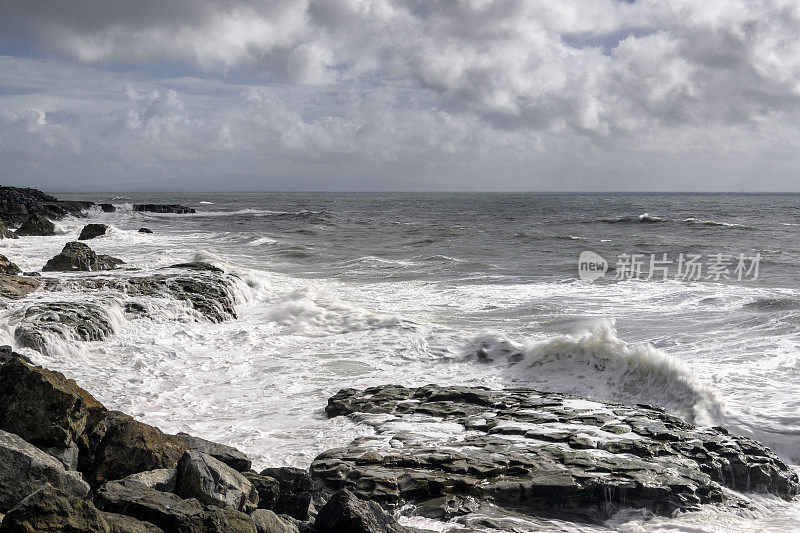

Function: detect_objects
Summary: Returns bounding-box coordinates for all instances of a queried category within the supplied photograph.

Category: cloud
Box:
[0,0,799,189]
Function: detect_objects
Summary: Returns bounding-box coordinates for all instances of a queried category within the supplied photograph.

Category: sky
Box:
[0,0,799,192]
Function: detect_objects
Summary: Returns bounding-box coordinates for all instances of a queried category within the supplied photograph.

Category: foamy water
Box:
[1,192,799,532]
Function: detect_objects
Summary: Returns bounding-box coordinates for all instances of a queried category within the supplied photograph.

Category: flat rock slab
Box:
[312,385,800,523]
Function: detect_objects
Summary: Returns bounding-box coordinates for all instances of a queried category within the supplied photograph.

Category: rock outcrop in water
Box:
[15,213,55,236]
[0,186,94,227]
[312,385,800,524]
[78,224,108,240]
[13,302,117,352]
[42,242,124,272]
[0,222,17,239]
[133,204,196,214]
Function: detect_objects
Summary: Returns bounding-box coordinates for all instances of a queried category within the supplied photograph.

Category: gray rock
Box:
[79,224,109,240]
[174,432,251,472]
[41,441,80,470]
[0,274,40,300]
[138,228,153,233]
[14,301,117,354]
[242,472,279,510]
[251,510,299,533]
[15,213,55,236]
[0,255,20,276]
[133,204,196,214]
[99,204,116,213]
[96,479,256,533]
[313,385,800,522]
[42,241,123,272]
[0,221,18,239]
[120,469,178,493]
[0,430,90,512]
[0,483,108,533]
[259,468,312,520]
[102,512,163,533]
[314,490,410,533]
[176,451,258,513]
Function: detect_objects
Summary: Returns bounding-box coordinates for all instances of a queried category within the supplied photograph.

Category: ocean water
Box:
[2,192,800,532]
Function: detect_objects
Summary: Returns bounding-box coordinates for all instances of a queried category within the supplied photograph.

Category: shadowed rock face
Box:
[42,242,123,272]
[0,186,93,226]
[0,221,17,239]
[312,385,800,523]
[16,213,55,236]
[133,204,196,214]
[0,254,20,276]
[78,224,109,240]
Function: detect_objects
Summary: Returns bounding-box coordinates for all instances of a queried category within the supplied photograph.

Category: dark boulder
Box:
[99,204,116,213]
[259,468,312,520]
[176,451,258,513]
[0,254,20,275]
[242,472,279,510]
[95,479,256,533]
[0,185,58,226]
[79,224,109,240]
[138,228,153,233]
[42,241,123,271]
[133,204,196,214]
[0,431,90,513]
[102,512,163,533]
[251,510,300,533]
[119,469,177,493]
[0,221,17,239]
[15,213,55,236]
[0,274,40,300]
[314,490,410,533]
[14,301,117,353]
[173,432,251,472]
[0,483,108,533]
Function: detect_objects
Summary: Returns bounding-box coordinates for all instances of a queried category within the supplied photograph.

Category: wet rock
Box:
[315,489,410,533]
[86,412,187,487]
[79,224,109,240]
[0,430,90,512]
[138,228,153,233]
[0,346,32,365]
[0,274,40,300]
[168,262,223,273]
[0,221,17,239]
[259,468,312,520]
[0,186,91,226]
[313,385,800,523]
[15,213,55,236]
[0,483,108,533]
[42,241,123,271]
[0,358,101,447]
[174,432,251,472]
[14,301,117,353]
[120,469,177,493]
[99,204,116,213]
[95,479,256,533]
[242,472,279,510]
[0,254,20,275]
[133,204,196,214]
[176,451,258,513]
[251,510,300,533]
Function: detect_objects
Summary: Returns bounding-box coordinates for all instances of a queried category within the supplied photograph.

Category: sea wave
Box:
[684,217,754,229]
[600,213,665,224]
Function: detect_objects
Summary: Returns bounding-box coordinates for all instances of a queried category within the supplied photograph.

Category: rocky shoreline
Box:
[1,186,798,532]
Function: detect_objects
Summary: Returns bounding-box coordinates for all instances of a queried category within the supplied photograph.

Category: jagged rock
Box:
[312,385,800,522]
[315,490,410,533]
[120,470,177,493]
[102,512,163,533]
[0,483,108,533]
[86,412,187,487]
[0,358,102,447]
[0,431,90,513]
[0,275,40,300]
[0,186,57,226]
[14,301,117,353]
[138,228,153,233]
[95,479,256,533]
[0,346,32,365]
[79,224,109,240]
[0,255,20,276]
[40,441,80,470]
[133,204,196,214]
[176,451,258,513]
[251,510,299,533]
[15,213,55,236]
[99,204,116,213]
[260,468,312,520]
[174,432,251,472]
[0,221,17,239]
[242,472,279,510]
[168,262,223,273]
[42,241,123,271]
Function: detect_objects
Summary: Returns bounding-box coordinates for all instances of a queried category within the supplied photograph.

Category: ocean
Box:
[2,192,800,531]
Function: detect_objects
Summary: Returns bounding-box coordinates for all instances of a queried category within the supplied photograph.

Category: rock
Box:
[315,490,409,533]
[95,479,256,533]
[168,262,223,273]
[86,412,187,487]
[259,468,312,520]
[0,346,32,365]
[0,222,16,239]
[0,274,40,300]
[133,204,196,214]
[40,441,80,470]
[0,358,101,447]
[79,224,109,240]
[0,255,20,276]
[138,228,153,233]
[174,432,251,472]
[102,512,163,533]
[312,385,800,522]
[14,301,117,353]
[242,472,279,510]
[99,204,116,213]
[0,430,90,512]
[176,451,258,513]
[120,469,177,493]
[0,186,57,226]
[251,510,299,533]
[0,483,108,533]
[15,213,55,236]
[42,241,123,271]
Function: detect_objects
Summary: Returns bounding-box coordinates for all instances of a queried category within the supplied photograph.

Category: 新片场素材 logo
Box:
[578,251,608,281]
